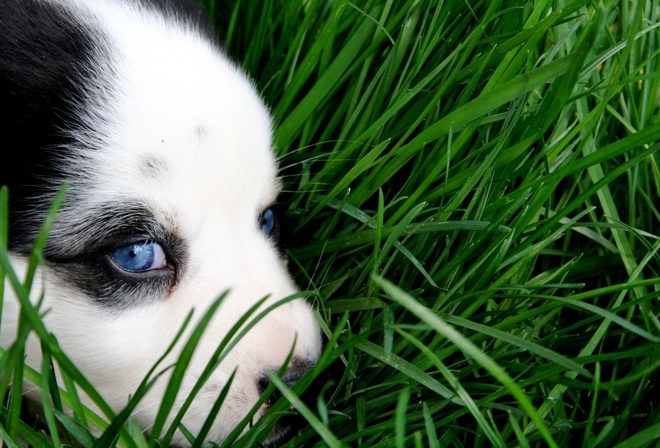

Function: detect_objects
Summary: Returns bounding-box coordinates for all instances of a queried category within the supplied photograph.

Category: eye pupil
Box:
[111,241,166,272]
[260,207,276,236]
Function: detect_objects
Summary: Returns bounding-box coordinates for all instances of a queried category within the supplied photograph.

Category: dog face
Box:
[0,0,321,443]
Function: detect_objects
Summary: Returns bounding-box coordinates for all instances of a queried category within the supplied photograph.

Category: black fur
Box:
[0,0,103,250]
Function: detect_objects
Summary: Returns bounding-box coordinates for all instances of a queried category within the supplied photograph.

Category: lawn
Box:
[2,0,660,446]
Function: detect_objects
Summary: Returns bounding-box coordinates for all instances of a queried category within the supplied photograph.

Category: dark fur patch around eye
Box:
[43,202,187,310]
[49,260,176,311]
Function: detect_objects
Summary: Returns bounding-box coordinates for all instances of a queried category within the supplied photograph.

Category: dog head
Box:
[0,0,321,443]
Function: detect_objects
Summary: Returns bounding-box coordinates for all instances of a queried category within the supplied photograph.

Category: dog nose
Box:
[257,357,315,406]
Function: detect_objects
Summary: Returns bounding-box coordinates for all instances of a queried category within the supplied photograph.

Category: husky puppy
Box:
[0,0,321,444]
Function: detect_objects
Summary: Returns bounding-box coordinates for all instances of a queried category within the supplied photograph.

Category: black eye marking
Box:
[43,202,186,310]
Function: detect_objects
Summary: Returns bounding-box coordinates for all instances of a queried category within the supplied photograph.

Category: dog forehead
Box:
[70,0,280,212]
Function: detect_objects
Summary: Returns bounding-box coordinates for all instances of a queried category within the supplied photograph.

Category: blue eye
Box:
[110,241,167,272]
[260,207,277,236]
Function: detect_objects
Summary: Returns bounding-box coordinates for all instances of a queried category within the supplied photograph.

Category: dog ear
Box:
[0,0,96,249]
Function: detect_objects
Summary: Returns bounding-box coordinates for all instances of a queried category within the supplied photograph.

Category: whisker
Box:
[276,139,369,161]
[278,158,362,174]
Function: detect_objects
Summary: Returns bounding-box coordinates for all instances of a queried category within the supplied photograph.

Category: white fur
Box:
[1,0,321,444]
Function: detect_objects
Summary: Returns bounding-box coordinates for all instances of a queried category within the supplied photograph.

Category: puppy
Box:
[0,0,321,444]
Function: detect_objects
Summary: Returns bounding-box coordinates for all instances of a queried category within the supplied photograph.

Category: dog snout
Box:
[257,357,315,406]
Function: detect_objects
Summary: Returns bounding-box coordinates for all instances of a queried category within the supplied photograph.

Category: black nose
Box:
[257,357,315,406]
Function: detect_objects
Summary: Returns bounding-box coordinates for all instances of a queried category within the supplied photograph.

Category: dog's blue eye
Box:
[111,241,167,272]
[260,207,276,236]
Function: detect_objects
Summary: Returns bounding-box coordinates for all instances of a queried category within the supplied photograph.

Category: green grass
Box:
[2,0,660,446]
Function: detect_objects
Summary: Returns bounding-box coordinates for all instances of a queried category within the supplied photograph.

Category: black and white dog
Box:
[0,0,321,444]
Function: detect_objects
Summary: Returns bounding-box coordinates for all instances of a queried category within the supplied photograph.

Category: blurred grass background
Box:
[209,0,660,446]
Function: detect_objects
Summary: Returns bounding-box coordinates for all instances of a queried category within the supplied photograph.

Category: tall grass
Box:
[2,0,660,446]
